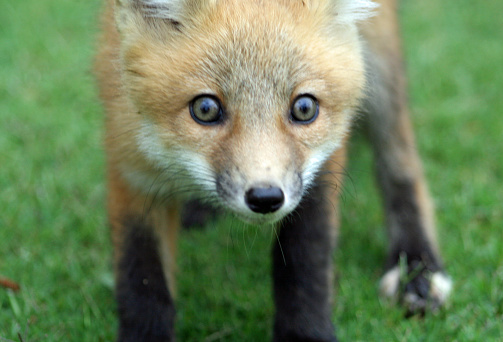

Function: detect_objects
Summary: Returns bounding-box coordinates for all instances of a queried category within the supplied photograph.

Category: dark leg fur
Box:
[116,218,175,342]
[383,180,445,314]
[384,180,441,271]
[180,199,218,230]
[273,184,337,342]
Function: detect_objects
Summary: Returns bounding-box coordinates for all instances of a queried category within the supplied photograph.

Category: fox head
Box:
[114,0,376,224]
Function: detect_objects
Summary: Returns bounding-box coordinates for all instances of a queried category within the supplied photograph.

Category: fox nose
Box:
[245,186,285,214]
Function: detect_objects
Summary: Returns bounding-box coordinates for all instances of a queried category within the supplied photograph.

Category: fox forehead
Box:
[190,15,314,111]
[122,0,367,117]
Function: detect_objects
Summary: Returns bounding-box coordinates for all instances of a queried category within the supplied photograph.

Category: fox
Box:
[95,0,453,340]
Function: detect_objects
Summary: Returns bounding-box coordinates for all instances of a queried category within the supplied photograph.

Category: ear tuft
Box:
[115,0,191,34]
[335,0,379,25]
[137,0,183,20]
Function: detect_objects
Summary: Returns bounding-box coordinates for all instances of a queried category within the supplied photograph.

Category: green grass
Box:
[1,0,502,341]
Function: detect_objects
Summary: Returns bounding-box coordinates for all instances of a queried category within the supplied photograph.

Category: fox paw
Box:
[380,261,452,316]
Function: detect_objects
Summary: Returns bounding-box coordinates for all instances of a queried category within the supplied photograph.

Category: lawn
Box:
[1,0,502,341]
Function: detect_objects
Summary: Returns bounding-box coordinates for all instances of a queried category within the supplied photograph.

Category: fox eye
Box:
[190,95,223,125]
[290,95,319,124]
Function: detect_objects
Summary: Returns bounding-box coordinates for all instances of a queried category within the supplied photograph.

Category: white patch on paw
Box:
[379,266,401,299]
[430,272,453,303]
[379,267,453,306]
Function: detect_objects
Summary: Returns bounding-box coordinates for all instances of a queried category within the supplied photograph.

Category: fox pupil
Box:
[298,101,310,114]
[200,99,213,114]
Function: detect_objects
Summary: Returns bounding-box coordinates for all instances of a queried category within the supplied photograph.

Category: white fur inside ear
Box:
[139,0,184,19]
[335,0,379,25]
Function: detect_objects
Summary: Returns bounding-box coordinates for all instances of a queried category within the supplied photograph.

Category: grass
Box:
[1,0,502,341]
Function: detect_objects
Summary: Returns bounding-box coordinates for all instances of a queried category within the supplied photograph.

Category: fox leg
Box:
[272,148,344,342]
[362,2,451,313]
[108,168,178,342]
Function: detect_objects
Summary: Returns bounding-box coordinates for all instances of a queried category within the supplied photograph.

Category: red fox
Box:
[95,0,452,340]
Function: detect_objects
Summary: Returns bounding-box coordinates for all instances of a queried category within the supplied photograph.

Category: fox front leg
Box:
[115,218,176,342]
[109,172,178,342]
[272,151,344,342]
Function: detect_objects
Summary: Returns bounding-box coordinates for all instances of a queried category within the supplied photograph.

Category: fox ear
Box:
[115,0,213,33]
[333,0,379,25]
[124,0,185,21]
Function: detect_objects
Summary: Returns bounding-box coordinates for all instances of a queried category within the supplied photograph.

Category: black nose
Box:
[245,186,285,214]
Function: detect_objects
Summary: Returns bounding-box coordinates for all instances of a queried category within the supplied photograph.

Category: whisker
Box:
[273,226,286,266]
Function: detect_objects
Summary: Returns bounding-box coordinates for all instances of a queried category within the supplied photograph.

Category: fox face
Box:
[114,0,370,224]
